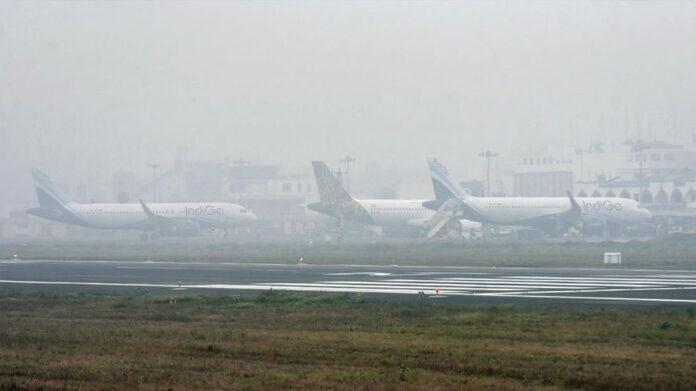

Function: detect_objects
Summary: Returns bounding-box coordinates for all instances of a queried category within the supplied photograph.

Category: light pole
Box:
[339,156,356,193]
[631,140,648,202]
[147,163,160,202]
[478,150,498,196]
[231,159,249,202]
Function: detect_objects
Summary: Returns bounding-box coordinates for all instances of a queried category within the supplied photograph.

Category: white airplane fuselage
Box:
[308,161,481,233]
[426,158,652,229]
[457,196,651,226]
[347,199,480,230]
[29,202,257,230]
[357,199,431,227]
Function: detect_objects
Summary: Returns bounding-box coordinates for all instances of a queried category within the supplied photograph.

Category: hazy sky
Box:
[1,1,695,203]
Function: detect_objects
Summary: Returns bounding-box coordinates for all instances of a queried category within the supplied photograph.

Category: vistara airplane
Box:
[307,161,480,239]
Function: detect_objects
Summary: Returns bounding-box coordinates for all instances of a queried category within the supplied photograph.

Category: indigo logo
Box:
[185,205,225,216]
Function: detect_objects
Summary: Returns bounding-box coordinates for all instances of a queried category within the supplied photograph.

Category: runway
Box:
[2,259,696,306]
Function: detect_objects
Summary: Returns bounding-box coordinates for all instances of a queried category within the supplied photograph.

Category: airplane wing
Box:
[520,192,582,234]
[139,200,201,235]
[139,200,171,224]
[564,192,582,223]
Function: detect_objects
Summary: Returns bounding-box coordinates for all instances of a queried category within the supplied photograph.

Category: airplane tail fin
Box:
[427,159,467,201]
[31,169,72,209]
[312,161,353,204]
[27,170,85,225]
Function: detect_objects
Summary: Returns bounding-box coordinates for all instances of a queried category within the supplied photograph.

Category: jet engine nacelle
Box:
[445,220,462,240]
[161,220,201,237]
[579,214,608,235]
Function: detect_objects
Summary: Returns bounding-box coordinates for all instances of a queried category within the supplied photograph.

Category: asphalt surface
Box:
[2,259,696,307]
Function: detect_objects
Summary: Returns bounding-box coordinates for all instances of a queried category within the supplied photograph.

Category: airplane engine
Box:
[162,220,201,237]
[445,220,462,240]
[579,215,608,236]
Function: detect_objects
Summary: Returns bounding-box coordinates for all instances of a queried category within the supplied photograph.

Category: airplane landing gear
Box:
[336,213,344,242]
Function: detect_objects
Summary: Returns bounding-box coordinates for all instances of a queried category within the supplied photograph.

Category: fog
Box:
[1,1,695,204]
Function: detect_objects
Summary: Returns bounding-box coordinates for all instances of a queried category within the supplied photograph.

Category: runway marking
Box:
[263,282,514,292]
[324,272,394,276]
[482,286,696,296]
[7,259,696,273]
[391,278,667,288]
[116,266,243,272]
[478,293,696,304]
[0,280,696,304]
[2,279,694,304]
[0,280,178,288]
[3,265,696,304]
[308,280,632,290]
[505,276,696,283]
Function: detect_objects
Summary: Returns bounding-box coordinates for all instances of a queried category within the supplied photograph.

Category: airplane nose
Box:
[641,208,653,221]
[247,211,258,223]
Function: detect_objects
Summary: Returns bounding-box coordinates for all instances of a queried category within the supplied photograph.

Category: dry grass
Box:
[1,290,696,390]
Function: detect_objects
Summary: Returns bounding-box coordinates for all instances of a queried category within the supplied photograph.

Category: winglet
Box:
[139,199,156,218]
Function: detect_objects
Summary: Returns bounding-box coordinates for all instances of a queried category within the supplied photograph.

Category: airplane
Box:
[306,161,481,239]
[425,159,653,235]
[26,170,257,239]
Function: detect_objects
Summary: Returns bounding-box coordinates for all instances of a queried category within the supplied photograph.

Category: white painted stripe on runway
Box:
[116,266,242,271]
[322,280,612,290]
[484,276,696,282]
[505,276,696,283]
[0,280,421,294]
[323,272,394,276]
[0,280,177,288]
[480,286,696,296]
[198,284,420,294]
[478,293,696,304]
[492,278,696,286]
[390,279,669,288]
[0,279,683,294]
[495,278,696,284]
[425,276,692,282]
[582,274,696,279]
[2,279,695,303]
[389,278,664,288]
[261,282,495,292]
[305,283,693,295]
